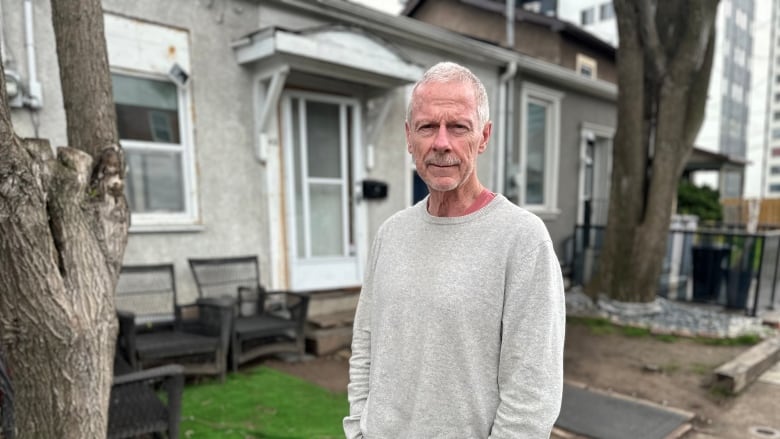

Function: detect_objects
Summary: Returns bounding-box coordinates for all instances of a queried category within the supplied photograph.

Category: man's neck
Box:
[427,180,486,217]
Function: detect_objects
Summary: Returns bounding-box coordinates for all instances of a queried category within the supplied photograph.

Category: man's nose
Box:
[432,124,450,151]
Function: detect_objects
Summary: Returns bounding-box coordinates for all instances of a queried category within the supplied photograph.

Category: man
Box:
[343,62,565,438]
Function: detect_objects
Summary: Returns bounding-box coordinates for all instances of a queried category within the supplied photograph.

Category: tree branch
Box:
[667,0,718,80]
[50,0,118,158]
[638,0,666,76]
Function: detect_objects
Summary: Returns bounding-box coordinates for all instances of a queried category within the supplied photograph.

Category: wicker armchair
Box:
[188,256,310,371]
[108,354,183,439]
[116,264,233,381]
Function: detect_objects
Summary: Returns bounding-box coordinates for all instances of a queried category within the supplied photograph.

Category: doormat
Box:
[555,383,693,439]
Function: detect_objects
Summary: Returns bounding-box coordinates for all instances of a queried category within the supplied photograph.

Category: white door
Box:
[282,91,365,291]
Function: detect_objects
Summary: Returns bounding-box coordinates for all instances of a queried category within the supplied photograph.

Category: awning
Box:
[685,147,748,172]
[232,26,424,88]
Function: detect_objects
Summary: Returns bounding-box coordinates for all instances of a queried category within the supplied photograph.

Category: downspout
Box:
[494,0,517,194]
[23,0,42,108]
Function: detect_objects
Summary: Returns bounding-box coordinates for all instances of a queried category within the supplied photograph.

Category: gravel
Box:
[565,287,775,339]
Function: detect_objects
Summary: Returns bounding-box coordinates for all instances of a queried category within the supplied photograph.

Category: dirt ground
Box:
[267,321,753,435]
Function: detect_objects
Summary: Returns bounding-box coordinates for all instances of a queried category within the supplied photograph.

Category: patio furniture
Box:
[116,264,233,381]
[188,256,310,371]
[108,354,183,439]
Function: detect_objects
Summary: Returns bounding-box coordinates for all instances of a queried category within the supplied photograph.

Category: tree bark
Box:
[586,0,717,302]
[0,0,128,437]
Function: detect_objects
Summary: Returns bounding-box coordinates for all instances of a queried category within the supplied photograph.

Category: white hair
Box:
[406,61,490,127]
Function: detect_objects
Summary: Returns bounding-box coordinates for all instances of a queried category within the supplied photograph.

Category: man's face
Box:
[405,80,491,194]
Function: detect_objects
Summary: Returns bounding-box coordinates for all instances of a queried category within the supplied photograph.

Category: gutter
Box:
[266,0,617,101]
[494,0,517,192]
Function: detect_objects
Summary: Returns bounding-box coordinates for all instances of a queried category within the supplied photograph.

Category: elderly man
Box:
[344,61,565,438]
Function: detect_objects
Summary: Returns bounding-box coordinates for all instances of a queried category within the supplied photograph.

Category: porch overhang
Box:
[232,26,424,88]
[685,147,748,173]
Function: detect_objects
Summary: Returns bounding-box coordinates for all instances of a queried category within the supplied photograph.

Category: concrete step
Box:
[713,336,780,393]
[305,307,356,356]
[307,289,360,317]
[305,325,354,356]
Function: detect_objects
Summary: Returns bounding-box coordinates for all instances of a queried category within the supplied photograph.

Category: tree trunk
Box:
[586,0,717,302]
[0,0,128,437]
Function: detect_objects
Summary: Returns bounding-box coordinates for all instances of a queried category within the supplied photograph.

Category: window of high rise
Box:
[581,7,595,25]
[599,2,614,20]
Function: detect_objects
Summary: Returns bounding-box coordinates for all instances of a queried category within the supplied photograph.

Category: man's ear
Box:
[478,121,492,154]
[405,122,412,154]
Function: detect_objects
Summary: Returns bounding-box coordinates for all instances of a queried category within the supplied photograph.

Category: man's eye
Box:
[450,125,469,133]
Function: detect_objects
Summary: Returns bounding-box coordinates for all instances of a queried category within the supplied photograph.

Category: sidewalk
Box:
[686,362,780,439]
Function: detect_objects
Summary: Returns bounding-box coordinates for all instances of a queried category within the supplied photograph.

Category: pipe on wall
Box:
[23,0,42,108]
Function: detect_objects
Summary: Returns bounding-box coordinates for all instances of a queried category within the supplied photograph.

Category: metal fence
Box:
[570,224,780,316]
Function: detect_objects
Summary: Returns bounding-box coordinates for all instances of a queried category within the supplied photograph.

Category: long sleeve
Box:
[343,233,381,438]
[489,240,566,438]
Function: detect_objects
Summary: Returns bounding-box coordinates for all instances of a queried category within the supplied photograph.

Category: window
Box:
[773,128,780,140]
[105,13,197,229]
[775,111,780,122]
[114,74,190,217]
[576,54,598,79]
[731,83,743,103]
[581,7,595,25]
[599,2,614,20]
[771,166,780,175]
[770,184,780,193]
[511,82,563,215]
[775,92,780,103]
[772,147,780,157]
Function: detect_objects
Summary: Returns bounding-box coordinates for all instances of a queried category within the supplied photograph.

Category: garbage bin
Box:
[691,245,730,302]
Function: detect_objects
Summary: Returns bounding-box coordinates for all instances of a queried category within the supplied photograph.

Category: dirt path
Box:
[268,320,752,433]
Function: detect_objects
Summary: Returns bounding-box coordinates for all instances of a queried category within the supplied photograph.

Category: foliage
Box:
[180,367,348,438]
[677,180,722,222]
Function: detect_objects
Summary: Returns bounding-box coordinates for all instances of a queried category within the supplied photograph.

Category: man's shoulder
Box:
[489,196,550,236]
[377,202,423,235]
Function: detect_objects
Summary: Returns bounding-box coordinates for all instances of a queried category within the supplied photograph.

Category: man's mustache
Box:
[424,154,460,166]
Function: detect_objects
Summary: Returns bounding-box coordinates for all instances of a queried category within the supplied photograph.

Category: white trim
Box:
[114,71,199,227]
[518,82,564,213]
[281,91,365,290]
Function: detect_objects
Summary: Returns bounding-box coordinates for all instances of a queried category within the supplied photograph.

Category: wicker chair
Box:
[108,354,183,439]
[116,264,233,381]
[188,256,310,371]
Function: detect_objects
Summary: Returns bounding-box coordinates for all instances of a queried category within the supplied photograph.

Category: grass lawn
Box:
[180,366,349,438]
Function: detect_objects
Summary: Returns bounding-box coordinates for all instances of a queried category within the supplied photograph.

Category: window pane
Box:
[125,149,184,213]
[306,101,341,179]
[526,102,547,205]
[112,74,180,143]
[309,184,344,257]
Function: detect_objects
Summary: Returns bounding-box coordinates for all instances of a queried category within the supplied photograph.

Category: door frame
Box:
[280,90,367,291]
[577,122,614,225]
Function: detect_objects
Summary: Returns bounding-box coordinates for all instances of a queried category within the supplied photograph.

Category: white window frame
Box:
[576,54,598,79]
[518,82,563,218]
[114,69,200,230]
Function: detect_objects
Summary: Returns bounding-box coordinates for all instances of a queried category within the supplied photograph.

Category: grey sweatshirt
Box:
[344,194,565,438]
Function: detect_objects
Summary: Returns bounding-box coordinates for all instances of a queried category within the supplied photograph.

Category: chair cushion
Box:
[235,314,298,338]
[136,331,219,359]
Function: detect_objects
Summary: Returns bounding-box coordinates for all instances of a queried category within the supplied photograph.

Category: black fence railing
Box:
[570,224,780,316]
